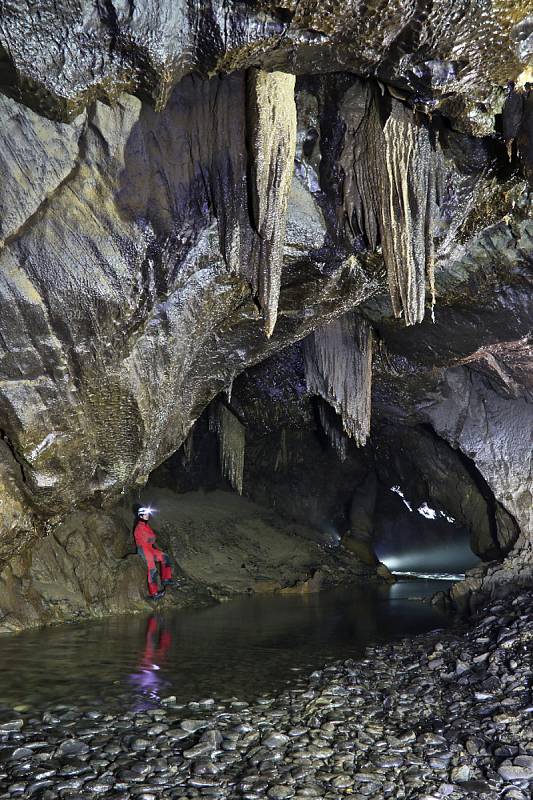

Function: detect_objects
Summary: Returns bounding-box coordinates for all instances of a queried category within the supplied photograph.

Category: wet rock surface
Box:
[0,72,382,534]
[0,0,529,135]
[0,590,531,799]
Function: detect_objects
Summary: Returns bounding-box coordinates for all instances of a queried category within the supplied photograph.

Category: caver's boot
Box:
[148,589,165,601]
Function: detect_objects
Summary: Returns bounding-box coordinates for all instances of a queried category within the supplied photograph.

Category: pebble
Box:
[180,719,208,733]
[330,773,353,788]
[457,779,492,792]
[0,591,531,800]
[10,746,33,760]
[183,742,216,759]
[0,720,23,733]
[263,733,290,749]
[267,785,294,799]
[56,739,90,756]
[498,763,533,781]
[450,765,470,781]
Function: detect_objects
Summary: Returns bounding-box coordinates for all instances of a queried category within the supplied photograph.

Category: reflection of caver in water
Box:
[134,507,174,600]
[129,615,172,708]
[143,615,172,664]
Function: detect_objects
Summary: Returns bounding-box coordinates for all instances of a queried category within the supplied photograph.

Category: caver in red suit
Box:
[134,507,173,599]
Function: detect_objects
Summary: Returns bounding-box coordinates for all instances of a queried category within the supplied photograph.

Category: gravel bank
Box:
[0,591,531,800]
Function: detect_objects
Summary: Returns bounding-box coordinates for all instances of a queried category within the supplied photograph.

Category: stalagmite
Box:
[341,84,437,325]
[211,402,246,494]
[305,313,373,449]
[247,69,297,337]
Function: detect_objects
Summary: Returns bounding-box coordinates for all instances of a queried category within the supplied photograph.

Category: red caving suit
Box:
[134,520,173,597]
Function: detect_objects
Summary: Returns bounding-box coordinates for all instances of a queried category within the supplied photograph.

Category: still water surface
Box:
[0,579,453,713]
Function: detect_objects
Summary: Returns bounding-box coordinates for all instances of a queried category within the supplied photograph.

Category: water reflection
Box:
[128,615,172,710]
[0,581,453,713]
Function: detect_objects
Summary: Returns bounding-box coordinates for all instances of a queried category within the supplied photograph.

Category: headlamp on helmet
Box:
[138,506,155,517]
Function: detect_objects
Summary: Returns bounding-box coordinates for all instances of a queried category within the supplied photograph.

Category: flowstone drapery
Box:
[341,84,438,325]
[305,312,373,450]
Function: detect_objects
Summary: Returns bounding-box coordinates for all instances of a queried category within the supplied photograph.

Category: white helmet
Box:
[138,506,155,517]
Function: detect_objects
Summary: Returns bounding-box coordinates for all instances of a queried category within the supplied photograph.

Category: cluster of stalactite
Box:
[246,69,297,337]
[340,82,438,325]
[181,68,297,339]
[209,402,246,494]
[304,312,373,453]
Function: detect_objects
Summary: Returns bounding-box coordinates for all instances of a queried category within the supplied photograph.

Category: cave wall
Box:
[371,422,520,561]
[419,367,532,549]
[0,488,374,633]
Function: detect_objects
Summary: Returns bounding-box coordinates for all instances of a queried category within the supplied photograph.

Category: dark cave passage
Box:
[142,341,514,592]
[372,486,481,579]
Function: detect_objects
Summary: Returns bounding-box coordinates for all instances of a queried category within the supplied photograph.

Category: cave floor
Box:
[0,587,531,799]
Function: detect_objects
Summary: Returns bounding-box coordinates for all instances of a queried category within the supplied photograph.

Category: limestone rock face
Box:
[0,74,379,525]
[419,367,533,558]
[0,0,529,133]
[0,94,85,242]
[0,511,147,632]
[0,441,36,564]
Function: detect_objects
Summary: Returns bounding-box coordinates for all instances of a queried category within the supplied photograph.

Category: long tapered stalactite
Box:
[305,312,373,450]
[247,69,297,337]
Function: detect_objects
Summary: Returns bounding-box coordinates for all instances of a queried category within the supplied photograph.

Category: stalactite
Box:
[340,81,382,251]
[182,427,194,465]
[381,102,437,325]
[305,312,373,449]
[247,69,297,338]
[341,84,438,325]
[225,377,234,404]
[211,402,245,494]
[317,399,348,461]
[274,427,289,472]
